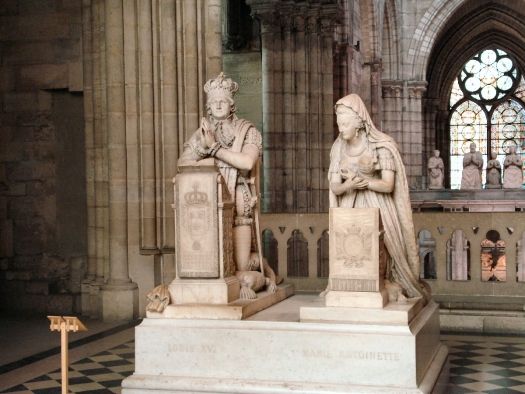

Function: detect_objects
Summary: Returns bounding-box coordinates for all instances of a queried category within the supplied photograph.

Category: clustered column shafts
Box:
[82,0,96,282]
[92,0,108,286]
[105,0,130,285]
[381,80,427,188]
[135,0,157,255]
[249,0,340,214]
[81,0,222,317]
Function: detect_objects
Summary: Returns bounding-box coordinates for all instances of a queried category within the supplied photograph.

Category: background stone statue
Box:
[485,151,502,189]
[328,93,429,301]
[427,149,444,190]
[503,146,523,189]
[178,72,278,298]
[460,142,483,189]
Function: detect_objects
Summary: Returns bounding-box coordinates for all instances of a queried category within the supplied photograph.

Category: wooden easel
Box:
[47,316,87,394]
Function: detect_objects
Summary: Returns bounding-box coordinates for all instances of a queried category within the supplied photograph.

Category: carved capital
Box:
[293,15,306,32]
[382,80,403,98]
[248,0,282,34]
[306,14,319,34]
[319,3,341,34]
[407,81,427,99]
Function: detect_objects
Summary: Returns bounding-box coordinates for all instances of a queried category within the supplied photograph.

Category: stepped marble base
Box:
[148,284,294,320]
[301,296,424,325]
[123,297,448,393]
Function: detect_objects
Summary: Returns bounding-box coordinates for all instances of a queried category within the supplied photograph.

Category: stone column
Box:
[81,0,96,316]
[451,230,469,281]
[100,0,138,322]
[405,82,427,189]
[381,79,426,189]
[518,232,525,282]
[81,0,110,319]
[362,59,382,126]
[252,3,283,211]
[250,0,339,213]
[81,0,222,318]
[136,0,157,255]
[422,97,440,189]
[381,80,403,145]
[320,14,337,212]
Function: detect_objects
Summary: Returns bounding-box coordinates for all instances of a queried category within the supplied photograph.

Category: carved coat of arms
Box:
[334,225,371,269]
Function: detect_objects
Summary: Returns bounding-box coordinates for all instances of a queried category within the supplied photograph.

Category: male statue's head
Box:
[490,151,497,160]
[433,150,440,158]
[509,145,517,155]
[204,72,238,121]
[469,142,477,153]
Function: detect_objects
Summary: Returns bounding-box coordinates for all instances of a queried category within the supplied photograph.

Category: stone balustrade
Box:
[261,211,525,312]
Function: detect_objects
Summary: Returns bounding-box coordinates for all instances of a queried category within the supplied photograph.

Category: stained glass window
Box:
[449,48,525,189]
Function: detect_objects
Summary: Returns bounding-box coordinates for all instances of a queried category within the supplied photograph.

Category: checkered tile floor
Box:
[447,336,525,393]
[2,335,525,393]
[0,341,134,394]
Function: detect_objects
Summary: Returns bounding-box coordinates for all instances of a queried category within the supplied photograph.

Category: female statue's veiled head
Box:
[334,94,393,144]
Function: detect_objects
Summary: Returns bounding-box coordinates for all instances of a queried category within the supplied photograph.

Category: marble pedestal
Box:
[122,296,448,393]
[150,284,294,320]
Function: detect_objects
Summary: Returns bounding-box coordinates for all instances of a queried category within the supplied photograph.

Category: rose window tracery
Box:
[448,48,525,189]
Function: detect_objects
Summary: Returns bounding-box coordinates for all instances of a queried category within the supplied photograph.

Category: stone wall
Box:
[0,0,85,315]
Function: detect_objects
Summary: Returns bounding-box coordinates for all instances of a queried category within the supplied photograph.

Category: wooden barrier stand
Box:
[47,316,87,394]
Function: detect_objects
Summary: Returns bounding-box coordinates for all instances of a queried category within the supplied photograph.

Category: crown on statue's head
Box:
[204,72,239,101]
[185,184,208,206]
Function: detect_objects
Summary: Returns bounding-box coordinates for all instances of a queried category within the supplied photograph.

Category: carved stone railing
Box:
[413,211,525,310]
[260,214,328,291]
[261,211,525,310]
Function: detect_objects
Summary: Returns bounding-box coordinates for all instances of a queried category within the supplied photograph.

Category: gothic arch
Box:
[406,0,467,80]
[358,0,381,61]
[380,0,400,80]
[423,0,525,186]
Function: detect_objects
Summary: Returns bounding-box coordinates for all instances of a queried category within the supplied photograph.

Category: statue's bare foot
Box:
[239,285,257,300]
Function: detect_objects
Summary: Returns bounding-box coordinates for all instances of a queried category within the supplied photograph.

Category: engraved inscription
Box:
[302,349,400,361]
[168,343,217,354]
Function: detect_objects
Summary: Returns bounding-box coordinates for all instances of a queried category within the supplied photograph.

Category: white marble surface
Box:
[123,294,447,393]
[169,277,240,305]
[301,296,423,324]
[150,284,293,320]
[325,289,388,308]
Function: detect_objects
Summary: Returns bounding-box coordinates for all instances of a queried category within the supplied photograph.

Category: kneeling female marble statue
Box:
[178,73,278,299]
[328,94,429,301]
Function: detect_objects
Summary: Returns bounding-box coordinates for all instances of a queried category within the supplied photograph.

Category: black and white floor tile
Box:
[0,341,134,394]
[447,336,525,393]
[2,335,525,393]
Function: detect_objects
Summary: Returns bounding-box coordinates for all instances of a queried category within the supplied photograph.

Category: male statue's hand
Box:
[200,117,216,149]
